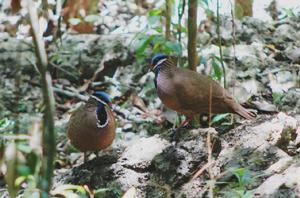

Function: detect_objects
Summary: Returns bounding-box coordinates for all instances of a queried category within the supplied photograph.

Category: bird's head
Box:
[92,91,112,107]
[149,54,168,72]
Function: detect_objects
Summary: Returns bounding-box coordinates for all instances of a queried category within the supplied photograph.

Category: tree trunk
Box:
[235,0,253,19]
[187,0,197,71]
[165,0,172,40]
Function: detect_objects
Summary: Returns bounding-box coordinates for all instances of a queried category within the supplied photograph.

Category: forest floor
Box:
[1,14,300,198]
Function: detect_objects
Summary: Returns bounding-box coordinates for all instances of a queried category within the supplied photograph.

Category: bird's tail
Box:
[234,104,256,120]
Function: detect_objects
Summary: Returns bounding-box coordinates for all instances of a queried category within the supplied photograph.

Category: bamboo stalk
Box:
[216,0,227,88]
[187,0,197,71]
[27,0,56,193]
[165,0,172,40]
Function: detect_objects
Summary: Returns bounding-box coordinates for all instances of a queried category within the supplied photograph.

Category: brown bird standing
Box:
[150,54,255,129]
[67,91,116,162]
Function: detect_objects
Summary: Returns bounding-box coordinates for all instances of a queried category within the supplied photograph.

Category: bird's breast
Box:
[156,73,182,112]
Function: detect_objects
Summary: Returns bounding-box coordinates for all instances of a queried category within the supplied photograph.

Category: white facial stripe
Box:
[90,95,108,106]
[152,58,167,71]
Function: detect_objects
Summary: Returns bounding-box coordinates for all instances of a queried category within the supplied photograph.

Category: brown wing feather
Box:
[171,67,237,114]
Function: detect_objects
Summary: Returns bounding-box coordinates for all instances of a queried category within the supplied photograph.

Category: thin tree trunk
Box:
[235,0,253,19]
[165,0,172,40]
[177,0,185,66]
[27,0,56,193]
[216,0,227,88]
[187,0,197,71]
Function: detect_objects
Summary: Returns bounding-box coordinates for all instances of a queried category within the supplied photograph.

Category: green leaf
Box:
[68,18,81,25]
[15,176,26,186]
[165,41,182,55]
[17,144,31,154]
[84,15,101,23]
[211,113,230,124]
[212,59,222,81]
[149,9,162,16]
[153,42,162,51]
[135,35,154,55]
[272,92,284,105]
[152,35,166,46]
[155,27,163,33]
[0,118,13,129]
[17,165,31,176]
[230,167,252,187]
[94,188,111,197]
[52,184,87,195]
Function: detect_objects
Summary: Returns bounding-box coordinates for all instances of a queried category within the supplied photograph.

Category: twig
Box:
[191,160,216,180]
[49,62,79,80]
[206,131,214,198]
[53,87,88,101]
[207,83,214,198]
[0,134,31,140]
[230,0,236,124]
[216,0,227,88]
[177,0,186,44]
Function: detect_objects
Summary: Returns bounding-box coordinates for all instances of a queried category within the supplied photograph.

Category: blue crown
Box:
[151,54,168,66]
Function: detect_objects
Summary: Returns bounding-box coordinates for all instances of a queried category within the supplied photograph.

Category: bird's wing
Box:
[172,68,235,113]
[67,104,98,135]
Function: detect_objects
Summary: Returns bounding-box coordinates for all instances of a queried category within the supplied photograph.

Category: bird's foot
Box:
[84,152,87,163]
[94,151,99,158]
[170,128,181,143]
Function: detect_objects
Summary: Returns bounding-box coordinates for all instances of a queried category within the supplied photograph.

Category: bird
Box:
[149,54,255,130]
[67,91,116,162]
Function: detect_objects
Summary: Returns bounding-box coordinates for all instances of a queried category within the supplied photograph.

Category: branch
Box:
[53,87,88,101]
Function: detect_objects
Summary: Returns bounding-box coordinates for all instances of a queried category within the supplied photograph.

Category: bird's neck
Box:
[153,59,174,88]
[96,103,108,127]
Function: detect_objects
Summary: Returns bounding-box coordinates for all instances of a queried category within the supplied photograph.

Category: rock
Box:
[268,71,296,93]
[294,127,300,147]
[285,47,300,63]
[0,32,36,75]
[229,42,267,70]
[118,135,170,170]
[254,164,300,196]
[179,178,206,198]
[264,156,293,175]
[273,24,300,44]
[238,17,274,42]
[277,88,300,113]
[197,31,211,45]
[250,100,278,113]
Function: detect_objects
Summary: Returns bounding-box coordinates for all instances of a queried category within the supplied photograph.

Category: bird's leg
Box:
[176,118,191,129]
[94,151,99,158]
[84,152,87,163]
[171,117,193,142]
